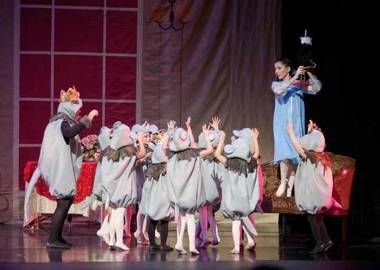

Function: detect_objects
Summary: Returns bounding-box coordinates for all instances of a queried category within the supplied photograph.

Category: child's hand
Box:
[295,66,306,79]
[202,124,210,137]
[167,120,176,130]
[251,128,259,139]
[307,120,321,132]
[185,116,192,128]
[209,116,221,130]
[307,120,314,133]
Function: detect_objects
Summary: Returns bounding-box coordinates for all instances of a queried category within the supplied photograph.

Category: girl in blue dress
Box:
[272,58,322,197]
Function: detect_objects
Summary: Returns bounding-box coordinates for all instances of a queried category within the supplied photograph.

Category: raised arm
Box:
[61,120,87,140]
[214,130,227,165]
[161,131,170,151]
[209,116,221,131]
[136,132,147,159]
[166,120,176,137]
[303,71,322,95]
[287,122,306,159]
[199,125,214,158]
[61,109,98,138]
[251,128,260,160]
[185,116,197,148]
[272,66,305,95]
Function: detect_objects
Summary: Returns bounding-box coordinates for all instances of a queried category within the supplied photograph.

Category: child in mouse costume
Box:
[214,128,260,254]
[231,127,262,249]
[288,120,342,254]
[81,126,113,244]
[140,132,174,251]
[166,118,215,255]
[102,122,146,251]
[130,122,152,244]
[195,116,223,248]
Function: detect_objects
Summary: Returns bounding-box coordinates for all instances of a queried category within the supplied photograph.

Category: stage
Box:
[0,221,379,270]
[0,0,378,270]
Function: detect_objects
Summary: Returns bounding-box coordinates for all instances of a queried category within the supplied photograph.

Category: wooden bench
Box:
[260,153,356,243]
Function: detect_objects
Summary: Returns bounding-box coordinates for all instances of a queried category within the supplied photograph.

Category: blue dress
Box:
[272,79,322,164]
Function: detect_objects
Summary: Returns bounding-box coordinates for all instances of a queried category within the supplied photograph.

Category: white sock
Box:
[135,207,143,236]
[186,213,199,254]
[243,225,255,246]
[115,207,129,250]
[287,173,295,197]
[175,213,186,251]
[108,209,116,247]
[276,161,289,197]
[143,215,148,239]
[97,213,109,234]
[231,220,241,252]
[216,226,221,242]
[97,213,110,244]
[176,217,181,243]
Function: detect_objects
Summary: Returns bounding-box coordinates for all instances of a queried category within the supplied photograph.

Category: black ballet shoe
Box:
[161,245,173,251]
[149,243,161,252]
[198,240,209,248]
[308,244,325,255]
[323,240,334,252]
[46,241,71,249]
[211,240,219,246]
[59,238,72,247]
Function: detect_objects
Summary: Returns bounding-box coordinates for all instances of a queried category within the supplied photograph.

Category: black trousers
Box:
[48,197,73,242]
[307,213,331,246]
[148,219,169,246]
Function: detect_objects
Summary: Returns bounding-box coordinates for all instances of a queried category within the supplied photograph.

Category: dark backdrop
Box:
[281,0,378,238]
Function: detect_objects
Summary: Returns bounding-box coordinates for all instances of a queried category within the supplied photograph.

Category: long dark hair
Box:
[274,57,294,80]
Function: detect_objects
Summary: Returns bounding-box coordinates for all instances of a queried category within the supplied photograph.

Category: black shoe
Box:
[161,245,173,251]
[211,240,219,246]
[323,240,334,252]
[149,244,161,252]
[59,238,72,247]
[47,241,71,249]
[198,240,209,248]
[309,244,324,255]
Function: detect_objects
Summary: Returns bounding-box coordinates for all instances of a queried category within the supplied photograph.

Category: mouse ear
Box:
[224,144,234,155]
[113,121,122,129]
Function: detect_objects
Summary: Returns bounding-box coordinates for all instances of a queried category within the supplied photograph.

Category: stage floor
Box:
[0,221,379,270]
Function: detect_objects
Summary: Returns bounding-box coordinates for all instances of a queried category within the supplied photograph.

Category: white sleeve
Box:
[303,78,322,95]
[271,81,290,96]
